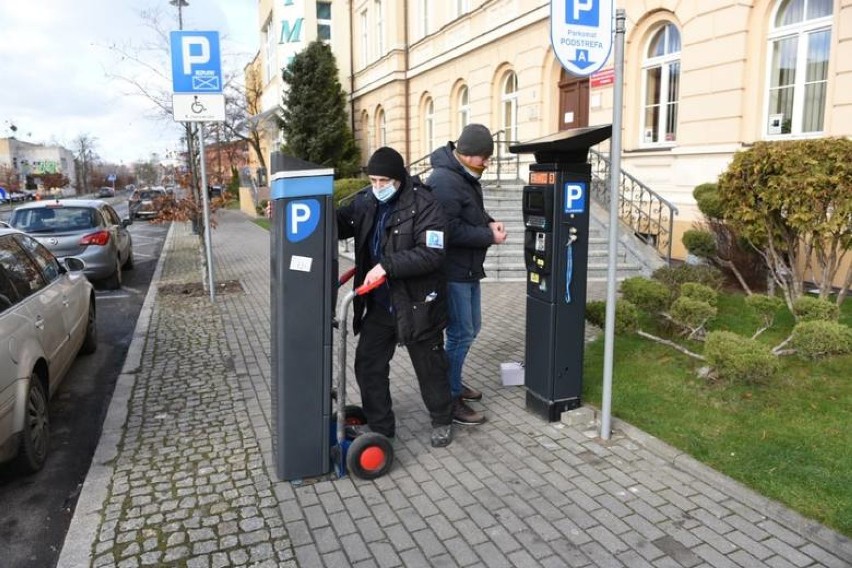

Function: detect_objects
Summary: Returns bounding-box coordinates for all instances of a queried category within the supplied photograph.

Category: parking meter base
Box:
[525,390,580,422]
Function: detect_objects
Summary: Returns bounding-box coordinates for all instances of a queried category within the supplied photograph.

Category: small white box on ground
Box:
[500,361,524,386]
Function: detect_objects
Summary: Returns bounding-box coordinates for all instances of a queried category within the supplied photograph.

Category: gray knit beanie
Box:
[456,124,494,157]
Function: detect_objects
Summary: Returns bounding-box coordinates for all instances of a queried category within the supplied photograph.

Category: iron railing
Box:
[408,129,522,185]
[588,148,678,264]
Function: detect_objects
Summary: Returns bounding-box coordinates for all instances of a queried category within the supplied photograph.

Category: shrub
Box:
[256,199,269,216]
[682,229,717,259]
[791,321,852,359]
[669,296,717,331]
[334,177,368,207]
[693,183,724,220]
[745,294,784,317]
[585,300,639,334]
[620,277,670,314]
[653,264,725,291]
[704,331,780,383]
[680,282,718,306]
[792,296,840,322]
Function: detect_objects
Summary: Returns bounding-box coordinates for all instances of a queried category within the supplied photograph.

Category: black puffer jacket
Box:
[428,143,494,282]
[337,176,448,345]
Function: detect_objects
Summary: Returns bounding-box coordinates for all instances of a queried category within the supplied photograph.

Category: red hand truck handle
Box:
[337,267,356,288]
[355,275,386,296]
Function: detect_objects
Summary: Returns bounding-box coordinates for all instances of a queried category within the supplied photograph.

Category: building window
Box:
[375,0,384,57]
[360,10,369,68]
[456,0,470,16]
[377,108,387,147]
[765,0,832,136]
[317,2,332,42]
[264,18,276,83]
[423,97,435,155]
[362,112,372,158]
[641,22,680,145]
[501,72,518,143]
[421,0,430,38]
[457,85,471,131]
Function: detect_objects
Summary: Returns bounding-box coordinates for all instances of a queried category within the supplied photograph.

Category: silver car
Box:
[0,228,96,472]
[9,199,134,289]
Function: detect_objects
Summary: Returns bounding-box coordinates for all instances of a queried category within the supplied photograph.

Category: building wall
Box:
[0,138,76,192]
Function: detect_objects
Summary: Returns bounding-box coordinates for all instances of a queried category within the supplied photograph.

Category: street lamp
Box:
[169,0,189,30]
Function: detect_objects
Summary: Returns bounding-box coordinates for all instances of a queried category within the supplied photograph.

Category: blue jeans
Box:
[445,281,482,399]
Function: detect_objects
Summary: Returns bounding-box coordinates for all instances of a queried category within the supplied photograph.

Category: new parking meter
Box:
[270,152,336,480]
[509,126,613,421]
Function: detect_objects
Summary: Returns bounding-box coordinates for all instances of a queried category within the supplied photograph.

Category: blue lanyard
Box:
[564,241,573,304]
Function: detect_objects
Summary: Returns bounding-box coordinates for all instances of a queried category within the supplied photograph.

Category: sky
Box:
[0,0,259,166]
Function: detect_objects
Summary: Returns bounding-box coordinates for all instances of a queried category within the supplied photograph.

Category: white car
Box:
[0,228,96,473]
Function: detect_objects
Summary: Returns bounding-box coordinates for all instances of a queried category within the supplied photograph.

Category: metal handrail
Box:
[588,147,678,264]
[407,129,523,186]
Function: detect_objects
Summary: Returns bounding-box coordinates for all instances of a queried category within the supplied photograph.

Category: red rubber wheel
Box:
[346,432,394,479]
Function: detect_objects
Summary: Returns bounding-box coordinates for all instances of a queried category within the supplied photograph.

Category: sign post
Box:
[550,0,622,439]
[169,30,225,301]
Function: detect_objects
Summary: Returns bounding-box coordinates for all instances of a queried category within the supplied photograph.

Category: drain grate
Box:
[158,279,243,296]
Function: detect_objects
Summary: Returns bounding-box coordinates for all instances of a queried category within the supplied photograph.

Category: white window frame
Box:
[640,23,681,147]
[763,0,833,138]
[317,1,332,43]
[501,72,519,143]
[377,108,387,147]
[456,0,470,17]
[264,18,276,84]
[458,85,471,131]
[375,0,384,57]
[420,0,430,38]
[424,98,435,155]
[360,10,369,68]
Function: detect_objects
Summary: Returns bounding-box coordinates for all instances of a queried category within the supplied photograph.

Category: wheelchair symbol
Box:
[191,96,206,113]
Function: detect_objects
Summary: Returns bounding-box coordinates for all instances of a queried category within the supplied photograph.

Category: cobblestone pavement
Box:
[60,210,851,567]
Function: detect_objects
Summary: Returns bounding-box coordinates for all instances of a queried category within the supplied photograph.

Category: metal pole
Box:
[601,9,626,441]
[198,123,216,301]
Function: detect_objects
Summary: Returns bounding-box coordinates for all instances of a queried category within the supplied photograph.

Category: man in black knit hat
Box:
[429,124,508,426]
[337,146,454,448]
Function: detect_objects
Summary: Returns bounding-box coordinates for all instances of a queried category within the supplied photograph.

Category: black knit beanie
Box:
[367,147,407,181]
[456,123,494,157]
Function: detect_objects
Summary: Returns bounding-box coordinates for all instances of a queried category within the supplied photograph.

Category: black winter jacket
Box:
[428,143,494,282]
[337,176,448,345]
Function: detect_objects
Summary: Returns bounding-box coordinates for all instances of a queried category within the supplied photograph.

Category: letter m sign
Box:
[566,0,599,27]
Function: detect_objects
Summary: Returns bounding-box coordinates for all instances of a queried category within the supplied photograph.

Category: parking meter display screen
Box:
[524,189,546,215]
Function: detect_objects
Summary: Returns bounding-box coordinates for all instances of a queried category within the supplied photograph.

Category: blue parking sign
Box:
[170,31,223,94]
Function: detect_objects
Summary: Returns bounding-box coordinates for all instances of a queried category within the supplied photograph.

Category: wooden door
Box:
[558,71,589,130]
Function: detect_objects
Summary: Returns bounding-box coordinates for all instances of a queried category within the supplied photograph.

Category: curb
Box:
[56,222,176,568]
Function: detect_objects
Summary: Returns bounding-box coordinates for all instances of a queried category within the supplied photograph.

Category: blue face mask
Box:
[373,182,397,203]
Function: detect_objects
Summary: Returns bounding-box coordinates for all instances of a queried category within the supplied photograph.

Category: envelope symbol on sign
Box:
[192,75,219,90]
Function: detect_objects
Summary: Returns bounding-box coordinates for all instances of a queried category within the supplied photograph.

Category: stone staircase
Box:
[480,182,663,282]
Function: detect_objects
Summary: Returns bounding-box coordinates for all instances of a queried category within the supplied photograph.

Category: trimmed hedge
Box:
[704,331,780,383]
[652,264,725,291]
[620,277,670,314]
[680,282,718,307]
[792,296,840,322]
[791,320,852,359]
[585,300,639,334]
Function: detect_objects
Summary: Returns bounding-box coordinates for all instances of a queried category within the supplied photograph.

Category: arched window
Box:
[361,111,372,159]
[500,71,518,142]
[457,85,471,131]
[765,0,832,136]
[423,97,435,155]
[376,108,387,148]
[641,23,680,145]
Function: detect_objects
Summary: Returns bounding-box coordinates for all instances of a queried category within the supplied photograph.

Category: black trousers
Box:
[353,306,453,437]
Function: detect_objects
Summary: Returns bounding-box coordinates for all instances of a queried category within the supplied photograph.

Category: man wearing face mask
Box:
[336,146,454,448]
[428,124,508,426]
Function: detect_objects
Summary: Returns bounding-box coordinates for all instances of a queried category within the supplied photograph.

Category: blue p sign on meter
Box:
[551,0,614,76]
[170,31,223,93]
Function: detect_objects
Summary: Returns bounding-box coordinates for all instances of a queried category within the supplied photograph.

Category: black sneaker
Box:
[452,399,486,425]
[431,424,453,447]
[460,383,482,401]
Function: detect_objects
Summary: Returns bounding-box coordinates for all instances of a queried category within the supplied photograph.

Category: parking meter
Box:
[509,126,612,421]
[270,152,336,480]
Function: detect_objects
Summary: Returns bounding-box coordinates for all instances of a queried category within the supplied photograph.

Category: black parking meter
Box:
[509,126,613,421]
[270,152,337,480]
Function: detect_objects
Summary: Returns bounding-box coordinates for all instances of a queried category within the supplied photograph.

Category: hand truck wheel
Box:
[346,432,394,480]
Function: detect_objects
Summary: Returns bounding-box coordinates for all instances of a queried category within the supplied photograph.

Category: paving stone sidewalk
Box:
[60,210,851,568]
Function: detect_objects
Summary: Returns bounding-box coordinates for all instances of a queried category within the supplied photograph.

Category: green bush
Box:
[745,294,784,317]
[334,177,368,207]
[704,331,780,383]
[256,199,269,216]
[620,277,670,314]
[792,296,840,322]
[791,320,852,359]
[680,282,718,307]
[682,229,717,259]
[693,183,724,220]
[669,296,717,330]
[653,264,725,291]
[585,300,639,334]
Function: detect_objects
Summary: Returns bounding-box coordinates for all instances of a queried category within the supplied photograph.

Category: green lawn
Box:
[582,293,852,536]
[253,218,270,230]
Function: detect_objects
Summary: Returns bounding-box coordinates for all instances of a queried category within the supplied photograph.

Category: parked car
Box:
[0,228,96,472]
[96,186,116,198]
[8,199,134,289]
[128,187,168,220]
